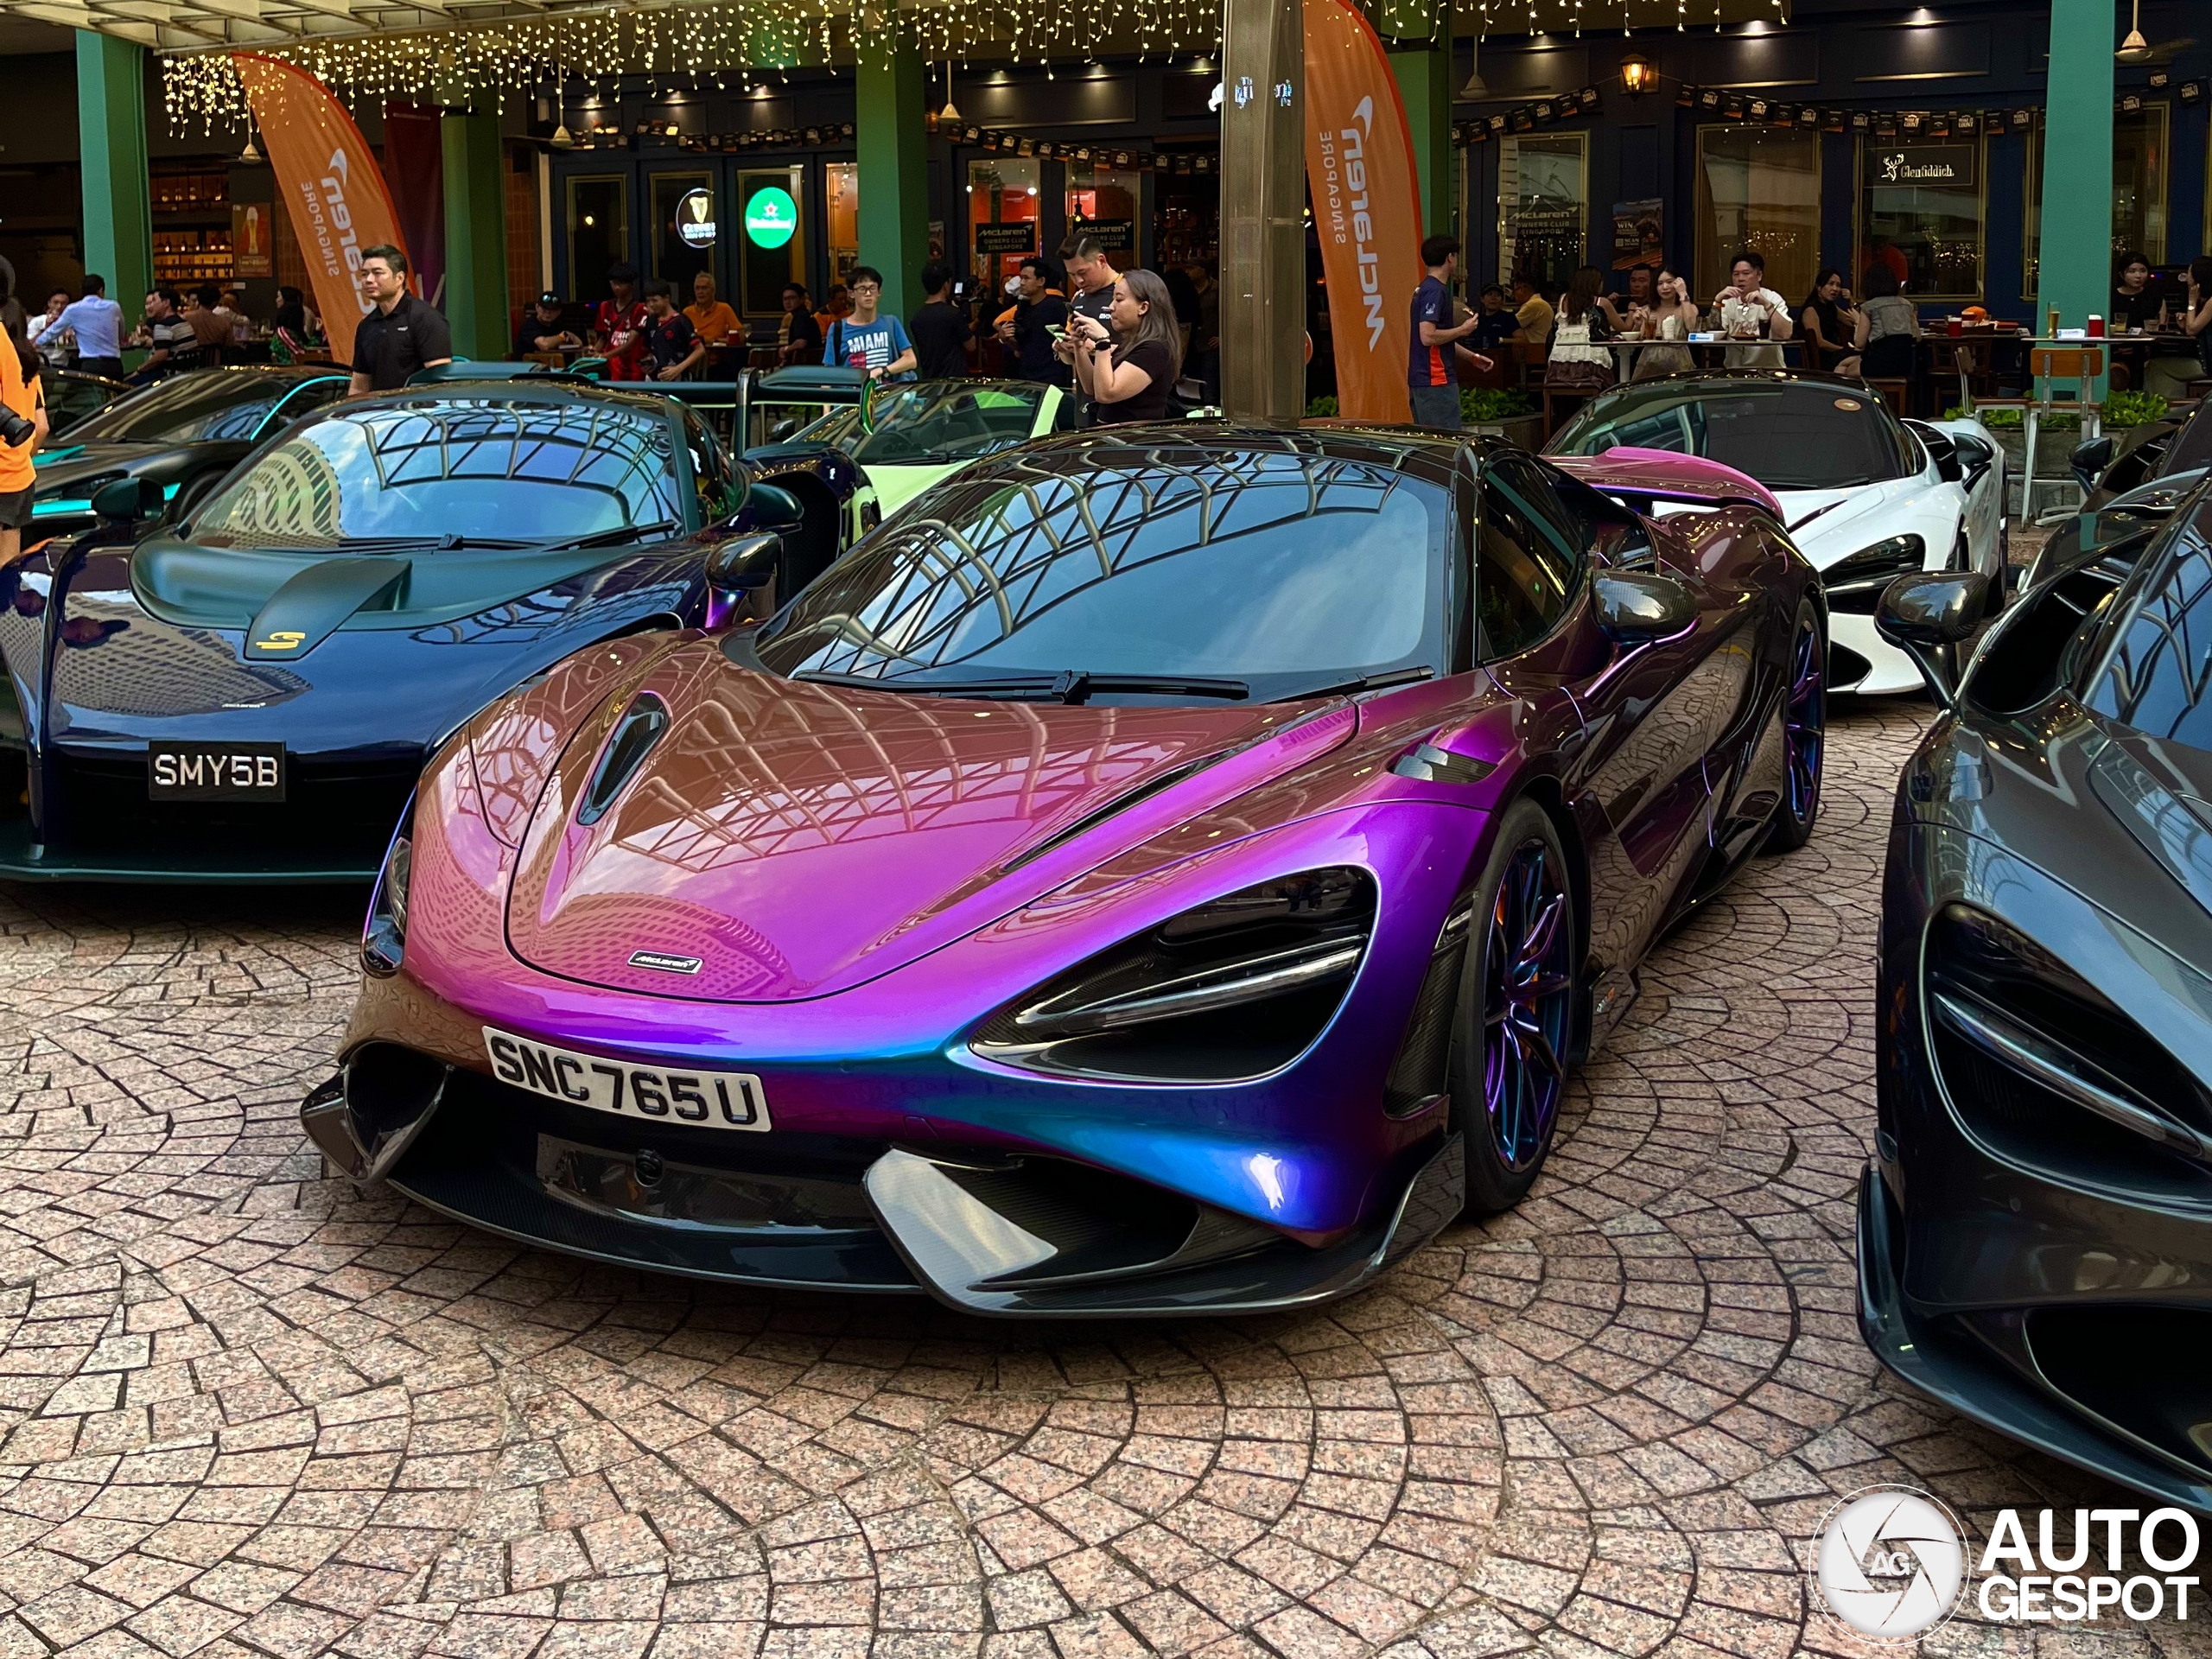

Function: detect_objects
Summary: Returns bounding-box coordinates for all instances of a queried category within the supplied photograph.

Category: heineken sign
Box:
[744,186,798,249]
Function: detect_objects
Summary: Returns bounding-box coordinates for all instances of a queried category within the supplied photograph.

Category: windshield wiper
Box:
[791,668,1249,703]
[1283,666,1435,701]
[534,519,682,554]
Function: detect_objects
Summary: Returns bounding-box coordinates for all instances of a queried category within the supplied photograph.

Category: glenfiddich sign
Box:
[1866,143,1978,188]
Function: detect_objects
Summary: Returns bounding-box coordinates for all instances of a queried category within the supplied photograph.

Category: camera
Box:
[0,404,33,448]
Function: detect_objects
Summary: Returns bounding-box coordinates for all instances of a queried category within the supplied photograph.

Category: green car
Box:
[750,376,1071,539]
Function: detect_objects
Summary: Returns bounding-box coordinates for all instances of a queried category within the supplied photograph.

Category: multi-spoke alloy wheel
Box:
[1767,600,1827,852]
[1458,799,1578,1213]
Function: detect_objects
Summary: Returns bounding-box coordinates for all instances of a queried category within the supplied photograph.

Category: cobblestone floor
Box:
[0,696,2196,1659]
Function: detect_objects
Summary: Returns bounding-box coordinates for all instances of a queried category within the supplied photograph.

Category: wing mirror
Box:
[768,417,800,443]
[1592,572,1696,641]
[705,532,782,592]
[1875,570,1988,708]
[2071,435,2116,493]
[92,475,164,522]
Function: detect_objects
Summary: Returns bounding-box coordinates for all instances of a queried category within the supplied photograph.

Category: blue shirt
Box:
[824,315,915,379]
[1408,276,1452,390]
[36,296,123,361]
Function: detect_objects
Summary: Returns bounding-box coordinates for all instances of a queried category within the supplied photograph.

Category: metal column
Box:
[2036,0,2113,391]
[856,36,931,321]
[1388,23,1452,238]
[75,31,152,311]
[1221,0,1306,422]
[442,110,511,361]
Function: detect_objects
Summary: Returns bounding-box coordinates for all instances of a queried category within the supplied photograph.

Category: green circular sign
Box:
[744,186,798,250]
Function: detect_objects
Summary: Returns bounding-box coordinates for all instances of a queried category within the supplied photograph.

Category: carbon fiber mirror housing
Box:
[1876,570,1989,708]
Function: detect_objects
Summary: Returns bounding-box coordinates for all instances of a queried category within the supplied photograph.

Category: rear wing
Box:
[1548,447,1783,520]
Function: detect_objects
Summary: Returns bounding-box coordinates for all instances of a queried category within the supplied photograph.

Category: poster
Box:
[1612,199,1664,270]
[231,204,272,278]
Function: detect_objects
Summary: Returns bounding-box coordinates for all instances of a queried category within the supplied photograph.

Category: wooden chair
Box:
[1974,346,2104,519]
[1510,339,1548,393]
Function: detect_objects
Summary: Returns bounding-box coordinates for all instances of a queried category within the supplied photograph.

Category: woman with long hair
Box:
[0,289,50,567]
[1852,263,1920,378]
[1630,268,1703,381]
[1546,264,1615,391]
[1799,269,1858,372]
[1070,268,1183,425]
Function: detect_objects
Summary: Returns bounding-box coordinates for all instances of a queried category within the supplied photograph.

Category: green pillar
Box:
[441,110,509,361]
[2037,0,2112,390]
[1389,38,1452,238]
[76,31,152,313]
[855,41,930,323]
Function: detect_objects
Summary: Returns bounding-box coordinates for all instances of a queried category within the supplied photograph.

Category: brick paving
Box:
[0,698,2196,1659]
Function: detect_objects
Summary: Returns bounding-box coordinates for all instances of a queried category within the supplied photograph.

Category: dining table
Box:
[1601,334,1805,383]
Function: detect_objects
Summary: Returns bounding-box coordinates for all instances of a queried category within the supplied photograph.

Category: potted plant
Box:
[1303,388,1541,448]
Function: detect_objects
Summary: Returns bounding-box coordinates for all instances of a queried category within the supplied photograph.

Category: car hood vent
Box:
[577,695,670,826]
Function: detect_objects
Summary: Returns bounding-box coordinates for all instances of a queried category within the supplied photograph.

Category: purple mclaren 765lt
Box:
[302,428,1827,1316]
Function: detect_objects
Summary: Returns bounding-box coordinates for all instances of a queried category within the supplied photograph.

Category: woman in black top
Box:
[1071,268,1180,425]
[2112,251,2164,332]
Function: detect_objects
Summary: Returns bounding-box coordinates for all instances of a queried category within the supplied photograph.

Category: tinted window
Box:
[192,397,686,550]
[1478,464,1580,658]
[1549,380,1911,491]
[2087,516,2212,753]
[798,382,1046,465]
[45,375,119,437]
[755,445,1447,699]
[68,372,337,445]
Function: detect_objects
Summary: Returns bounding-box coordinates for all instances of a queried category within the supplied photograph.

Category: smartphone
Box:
[1046,323,1065,338]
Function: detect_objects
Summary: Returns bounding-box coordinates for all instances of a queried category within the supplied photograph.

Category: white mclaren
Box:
[1547,370,2007,695]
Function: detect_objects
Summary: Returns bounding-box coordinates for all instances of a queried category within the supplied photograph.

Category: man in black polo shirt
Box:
[349,245,453,394]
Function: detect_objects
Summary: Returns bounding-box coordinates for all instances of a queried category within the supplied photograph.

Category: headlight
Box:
[1822,534,1925,613]
[362,799,414,978]
[969,868,1375,1083]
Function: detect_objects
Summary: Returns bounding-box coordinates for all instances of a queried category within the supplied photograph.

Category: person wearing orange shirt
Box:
[0,302,49,567]
[684,272,741,347]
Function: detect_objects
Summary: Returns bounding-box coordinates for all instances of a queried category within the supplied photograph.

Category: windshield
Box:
[798,382,1047,466]
[67,372,334,446]
[191,397,687,550]
[2085,506,2212,756]
[753,444,1447,700]
[1548,379,1912,491]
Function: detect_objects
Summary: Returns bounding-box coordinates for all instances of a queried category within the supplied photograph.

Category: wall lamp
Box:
[1620,53,1656,95]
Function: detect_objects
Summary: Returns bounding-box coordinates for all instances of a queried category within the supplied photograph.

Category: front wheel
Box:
[1455,800,1578,1214]
[1764,599,1826,853]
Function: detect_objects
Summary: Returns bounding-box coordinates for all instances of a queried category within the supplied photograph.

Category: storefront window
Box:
[1498,133,1586,292]
[735,167,805,321]
[969,159,1039,290]
[2023,105,2169,297]
[1695,128,1819,302]
[566,175,627,303]
[826,162,860,287]
[1857,138,1984,301]
[648,172,714,289]
[1066,161,1141,263]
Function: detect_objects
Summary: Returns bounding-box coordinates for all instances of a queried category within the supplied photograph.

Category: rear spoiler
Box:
[1549,447,1783,519]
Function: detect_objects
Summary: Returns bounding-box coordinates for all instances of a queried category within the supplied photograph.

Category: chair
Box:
[1510,339,1548,393]
[1863,379,1912,419]
[1974,346,2104,520]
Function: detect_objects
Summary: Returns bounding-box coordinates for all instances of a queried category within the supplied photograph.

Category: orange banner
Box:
[232,53,410,369]
[1303,0,1425,424]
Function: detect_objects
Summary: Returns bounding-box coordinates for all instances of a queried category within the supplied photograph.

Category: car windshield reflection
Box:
[1550,380,1914,492]
[798,382,1046,466]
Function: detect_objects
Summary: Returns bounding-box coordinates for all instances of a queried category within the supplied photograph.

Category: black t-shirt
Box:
[781,309,823,354]
[1091,340,1174,425]
[351,293,452,389]
[644,312,697,372]
[1015,296,1071,385]
[515,315,568,357]
[910,302,969,379]
[2111,286,2164,330]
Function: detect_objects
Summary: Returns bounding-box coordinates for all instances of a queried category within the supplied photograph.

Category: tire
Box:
[1764,598,1826,853]
[1453,800,1578,1214]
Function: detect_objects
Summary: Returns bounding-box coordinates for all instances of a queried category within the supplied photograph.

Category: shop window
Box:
[1154,150,1219,273]
[2023,105,2170,299]
[1066,161,1141,263]
[969,159,1040,289]
[1498,133,1587,292]
[1857,137,1984,302]
[648,172,714,289]
[566,175,627,305]
[827,162,860,288]
[735,167,805,321]
[1695,127,1820,303]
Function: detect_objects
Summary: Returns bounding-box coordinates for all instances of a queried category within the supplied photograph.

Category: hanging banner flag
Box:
[1303,0,1426,424]
[381,104,447,309]
[232,53,410,368]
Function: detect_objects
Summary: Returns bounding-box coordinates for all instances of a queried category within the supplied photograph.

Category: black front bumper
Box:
[304,1044,1465,1318]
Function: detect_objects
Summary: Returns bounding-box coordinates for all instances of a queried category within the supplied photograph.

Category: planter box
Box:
[1989,425,2083,480]
[1467,415,1544,449]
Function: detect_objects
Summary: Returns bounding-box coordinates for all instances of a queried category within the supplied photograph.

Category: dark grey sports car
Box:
[1863,471,2212,1509]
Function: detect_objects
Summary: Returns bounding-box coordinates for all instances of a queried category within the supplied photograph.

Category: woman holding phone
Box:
[1071,270,1182,425]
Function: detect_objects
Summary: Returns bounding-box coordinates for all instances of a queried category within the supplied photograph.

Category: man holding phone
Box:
[1055,233,1122,422]
[1003,259,1071,386]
